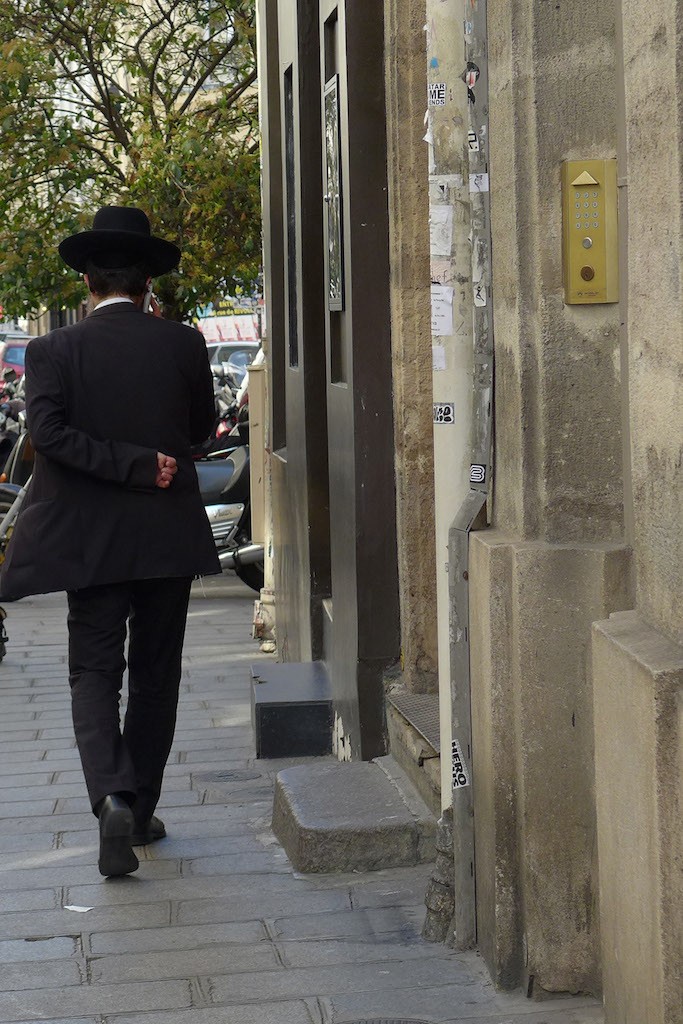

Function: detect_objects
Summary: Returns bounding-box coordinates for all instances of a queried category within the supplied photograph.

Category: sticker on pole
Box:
[469,463,486,483]
[433,402,455,425]
[451,738,470,789]
[428,82,447,106]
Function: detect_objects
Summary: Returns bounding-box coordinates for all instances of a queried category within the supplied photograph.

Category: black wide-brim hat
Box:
[58,206,181,276]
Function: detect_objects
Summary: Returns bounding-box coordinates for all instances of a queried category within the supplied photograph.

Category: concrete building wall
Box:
[384,0,438,695]
[470,535,632,992]
[592,613,682,1024]
[591,4,683,1021]
[470,0,633,995]
[618,0,683,647]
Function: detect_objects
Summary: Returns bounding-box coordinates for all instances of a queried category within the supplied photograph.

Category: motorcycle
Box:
[191,363,245,460]
[0,369,25,472]
[195,441,264,593]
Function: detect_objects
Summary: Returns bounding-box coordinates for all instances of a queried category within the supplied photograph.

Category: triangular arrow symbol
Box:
[571,170,599,186]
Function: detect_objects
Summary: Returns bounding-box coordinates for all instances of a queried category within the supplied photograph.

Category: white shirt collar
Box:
[94,297,135,310]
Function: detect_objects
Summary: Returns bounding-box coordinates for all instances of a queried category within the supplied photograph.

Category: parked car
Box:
[206,341,259,384]
[0,327,31,377]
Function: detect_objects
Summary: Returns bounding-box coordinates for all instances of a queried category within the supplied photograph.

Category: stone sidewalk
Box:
[0,574,604,1024]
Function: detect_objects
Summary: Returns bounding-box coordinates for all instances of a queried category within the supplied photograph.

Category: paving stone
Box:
[0,936,78,963]
[0,980,192,1021]
[350,875,435,910]
[0,887,59,913]
[89,942,282,983]
[0,832,57,855]
[66,871,333,908]
[0,858,181,892]
[55,790,202,815]
[89,920,266,955]
[330,988,604,1023]
[105,1004,312,1024]
[176,745,256,761]
[183,851,290,876]
[277,935,455,968]
[141,835,268,859]
[0,812,97,835]
[208,956,474,1003]
[0,773,55,791]
[0,959,83,991]
[0,901,171,940]
[0,782,88,803]
[176,889,351,925]
[3,1019,99,1024]
[270,906,425,941]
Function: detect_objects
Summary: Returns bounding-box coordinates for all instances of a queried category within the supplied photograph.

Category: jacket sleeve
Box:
[189,333,217,444]
[25,338,158,489]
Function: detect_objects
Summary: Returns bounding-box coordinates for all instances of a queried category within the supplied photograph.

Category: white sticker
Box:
[452,738,470,788]
[431,283,454,336]
[469,172,489,193]
[473,283,487,307]
[433,402,455,424]
[428,82,447,106]
[429,206,454,257]
[432,344,447,371]
[467,130,479,152]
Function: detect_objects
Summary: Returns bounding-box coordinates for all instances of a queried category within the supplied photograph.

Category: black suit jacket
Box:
[0,301,220,600]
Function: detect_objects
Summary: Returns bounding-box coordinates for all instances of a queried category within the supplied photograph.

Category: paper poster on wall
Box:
[469,172,489,193]
[432,344,446,371]
[431,283,454,336]
[429,206,454,257]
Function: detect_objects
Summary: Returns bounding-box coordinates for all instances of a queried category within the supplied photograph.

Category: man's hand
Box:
[155,453,177,489]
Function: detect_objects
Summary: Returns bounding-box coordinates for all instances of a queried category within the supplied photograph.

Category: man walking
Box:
[0,207,220,876]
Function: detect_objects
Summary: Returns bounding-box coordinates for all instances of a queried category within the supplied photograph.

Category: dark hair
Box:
[85,258,150,298]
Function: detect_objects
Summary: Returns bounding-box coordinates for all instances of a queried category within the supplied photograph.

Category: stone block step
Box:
[271,755,437,873]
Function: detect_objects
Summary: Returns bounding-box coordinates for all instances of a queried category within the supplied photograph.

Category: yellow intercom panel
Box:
[562,159,618,304]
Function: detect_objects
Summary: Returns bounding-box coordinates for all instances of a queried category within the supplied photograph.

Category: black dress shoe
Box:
[97,795,139,877]
[130,815,166,846]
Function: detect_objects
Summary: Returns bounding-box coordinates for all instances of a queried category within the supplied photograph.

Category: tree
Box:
[0,0,260,322]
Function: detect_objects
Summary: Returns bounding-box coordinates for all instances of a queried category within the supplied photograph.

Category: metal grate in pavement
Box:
[387,691,441,753]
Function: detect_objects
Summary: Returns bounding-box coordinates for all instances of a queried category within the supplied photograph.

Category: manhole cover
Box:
[194,769,262,783]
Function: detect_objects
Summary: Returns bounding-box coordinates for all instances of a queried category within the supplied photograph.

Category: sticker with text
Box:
[452,738,470,789]
[433,402,455,425]
[428,82,447,106]
[469,463,486,483]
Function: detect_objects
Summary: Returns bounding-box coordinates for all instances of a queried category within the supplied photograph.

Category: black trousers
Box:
[67,577,192,820]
